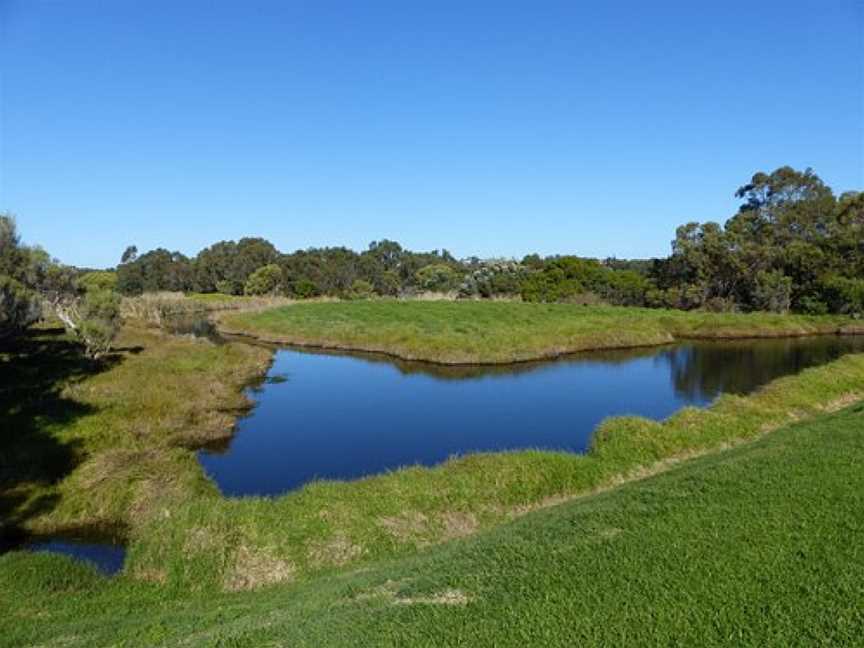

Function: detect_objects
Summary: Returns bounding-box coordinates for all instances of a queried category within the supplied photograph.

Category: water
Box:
[23,538,126,575]
[199,336,864,497]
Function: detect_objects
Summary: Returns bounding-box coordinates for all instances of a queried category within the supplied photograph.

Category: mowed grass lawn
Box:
[3,403,862,647]
[221,301,857,363]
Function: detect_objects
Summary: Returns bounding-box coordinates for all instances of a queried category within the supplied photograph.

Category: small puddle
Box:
[23,537,126,575]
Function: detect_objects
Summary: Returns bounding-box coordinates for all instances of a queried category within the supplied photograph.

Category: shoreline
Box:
[216,318,864,367]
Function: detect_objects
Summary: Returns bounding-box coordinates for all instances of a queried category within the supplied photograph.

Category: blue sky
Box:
[1,1,861,268]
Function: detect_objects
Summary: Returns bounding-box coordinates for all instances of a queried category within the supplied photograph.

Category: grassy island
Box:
[220,301,860,364]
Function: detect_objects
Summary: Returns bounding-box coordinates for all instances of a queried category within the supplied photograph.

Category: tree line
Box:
[111,167,862,315]
[1,166,861,354]
[0,217,120,357]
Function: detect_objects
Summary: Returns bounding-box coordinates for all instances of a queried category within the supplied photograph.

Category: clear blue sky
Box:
[1,1,861,268]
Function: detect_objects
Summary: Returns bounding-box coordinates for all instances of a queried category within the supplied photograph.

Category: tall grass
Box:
[4,315,863,597]
[2,403,863,646]
[221,301,858,364]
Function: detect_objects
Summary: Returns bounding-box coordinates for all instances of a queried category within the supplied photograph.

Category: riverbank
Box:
[218,301,860,364]
[2,317,863,616]
[3,402,862,646]
[0,325,271,542]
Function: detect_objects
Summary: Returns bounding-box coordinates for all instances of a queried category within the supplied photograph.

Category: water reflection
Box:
[199,336,864,497]
[24,537,126,575]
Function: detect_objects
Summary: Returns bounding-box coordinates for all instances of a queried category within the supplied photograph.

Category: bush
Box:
[244,264,283,296]
[216,279,244,296]
[291,279,320,299]
[77,290,122,357]
[752,270,792,313]
[521,273,583,303]
[415,264,461,293]
[346,279,374,300]
[57,290,122,358]
[0,276,40,339]
[819,275,864,315]
[459,261,527,298]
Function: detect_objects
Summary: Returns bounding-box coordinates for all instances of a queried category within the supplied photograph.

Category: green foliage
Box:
[459,260,527,298]
[415,264,461,292]
[74,290,122,358]
[752,270,793,314]
[521,257,649,305]
[244,264,283,296]
[291,278,320,299]
[0,275,40,338]
[520,272,583,303]
[819,275,864,315]
[77,271,118,294]
[0,215,44,338]
[116,248,192,295]
[215,279,243,295]
[346,279,375,300]
[49,165,864,315]
[652,167,863,314]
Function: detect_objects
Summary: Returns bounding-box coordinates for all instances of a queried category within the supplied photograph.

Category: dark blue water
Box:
[199,336,864,497]
[23,538,125,575]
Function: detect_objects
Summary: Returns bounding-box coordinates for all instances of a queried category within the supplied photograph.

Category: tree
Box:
[0,276,40,340]
[0,215,41,339]
[244,264,283,296]
[121,245,138,264]
[752,270,793,314]
[116,248,193,295]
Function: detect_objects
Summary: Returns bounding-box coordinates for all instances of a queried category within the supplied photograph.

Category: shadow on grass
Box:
[0,328,125,548]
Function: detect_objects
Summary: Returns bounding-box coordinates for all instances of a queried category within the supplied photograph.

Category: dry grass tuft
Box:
[378,512,430,545]
[438,511,479,540]
[224,546,296,592]
[307,534,364,568]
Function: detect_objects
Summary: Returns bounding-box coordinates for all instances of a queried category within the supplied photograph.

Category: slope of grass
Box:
[4,321,864,597]
[3,403,862,647]
[0,325,271,541]
[220,301,856,364]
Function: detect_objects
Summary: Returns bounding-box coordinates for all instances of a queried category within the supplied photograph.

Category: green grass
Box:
[221,301,857,364]
[3,322,864,597]
[3,403,862,646]
[3,316,864,645]
[0,325,272,540]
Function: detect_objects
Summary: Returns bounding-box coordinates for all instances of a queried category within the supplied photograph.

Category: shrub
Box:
[415,264,461,293]
[752,270,792,313]
[57,290,122,358]
[459,260,527,298]
[216,279,244,296]
[819,275,864,315]
[0,276,40,339]
[244,264,283,296]
[346,279,374,300]
[291,279,320,299]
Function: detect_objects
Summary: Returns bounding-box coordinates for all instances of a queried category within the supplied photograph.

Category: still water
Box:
[24,537,126,575]
[199,335,864,497]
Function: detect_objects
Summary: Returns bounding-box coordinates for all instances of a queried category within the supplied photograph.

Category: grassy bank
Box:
[3,318,864,595]
[219,301,858,364]
[0,325,271,541]
[3,403,862,646]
